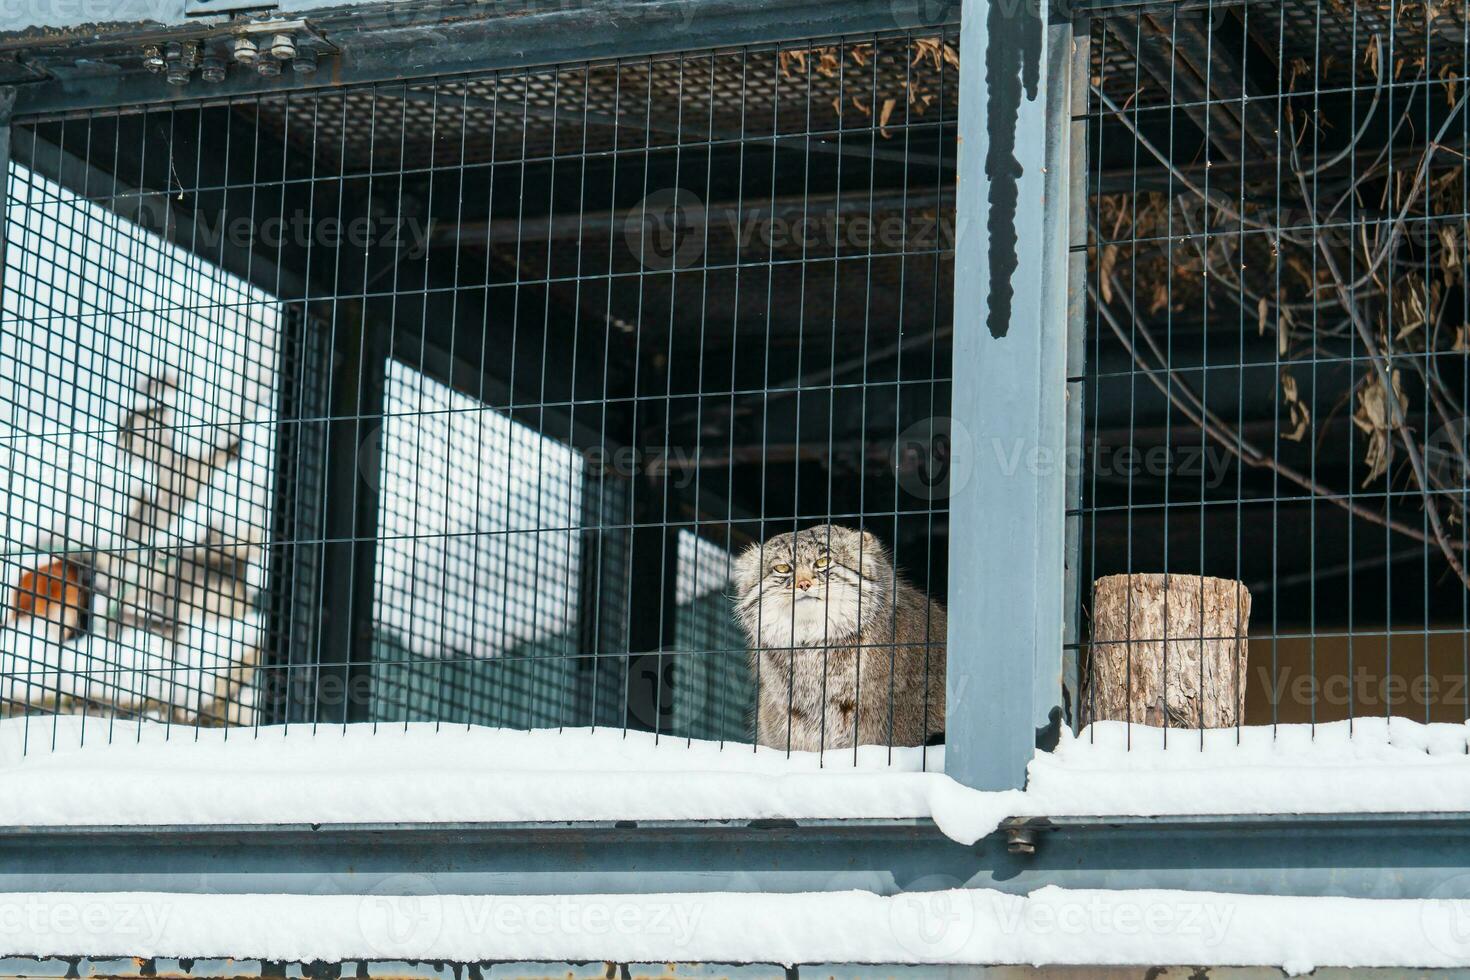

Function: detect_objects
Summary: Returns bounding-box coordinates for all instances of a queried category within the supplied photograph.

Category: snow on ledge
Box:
[1,716,1468,841]
[3,886,1470,973]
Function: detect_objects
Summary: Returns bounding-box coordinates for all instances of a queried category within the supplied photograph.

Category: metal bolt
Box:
[200,55,226,84]
[269,33,297,61]
[256,56,282,77]
[233,35,258,65]
[292,47,318,74]
[1005,826,1038,856]
[163,42,191,86]
[142,44,165,73]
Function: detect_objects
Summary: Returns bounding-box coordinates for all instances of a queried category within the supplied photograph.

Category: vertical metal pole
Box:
[1062,20,1090,731]
[318,304,386,724]
[0,88,16,281]
[947,0,1069,789]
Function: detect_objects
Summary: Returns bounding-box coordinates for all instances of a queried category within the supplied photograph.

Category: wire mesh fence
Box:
[1077,0,1470,738]
[1,162,279,730]
[0,29,958,759]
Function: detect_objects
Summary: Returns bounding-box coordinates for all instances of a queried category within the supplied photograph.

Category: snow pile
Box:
[0,718,948,827]
[1,715,1468,837]
[2,886,1469,972]
[931,715,1470,844]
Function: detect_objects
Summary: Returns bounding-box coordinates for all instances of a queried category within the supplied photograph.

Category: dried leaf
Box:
[1099,245,1119,303]
[909,37,958,71]
[1257,296,1268,336]
[1286,255,1315,288]
[1352,369,1408,486]
[778,48,807,80]
[1281,373,1311,442]
[815,47,841,78]
[1394,287,1426,341]
[878,97,897,138]
[907,80,935,113]
[1440,225,1461,285]
[1149,283,1168,316]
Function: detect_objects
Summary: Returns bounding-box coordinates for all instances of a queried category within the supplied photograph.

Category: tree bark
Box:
[1087,573,1251,729]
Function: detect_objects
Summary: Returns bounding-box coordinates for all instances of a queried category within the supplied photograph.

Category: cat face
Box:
[733,524,892,648]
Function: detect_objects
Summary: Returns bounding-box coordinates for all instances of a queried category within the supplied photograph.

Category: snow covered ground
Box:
[3,885,1470,973]
[1,715,1468,843]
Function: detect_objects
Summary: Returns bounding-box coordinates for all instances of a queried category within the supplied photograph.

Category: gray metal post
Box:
[946,0,1070,790]
[0,87,15,281]
[1062,19,1090,730]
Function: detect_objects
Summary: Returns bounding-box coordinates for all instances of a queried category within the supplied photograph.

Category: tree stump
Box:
[1087,573,1251,728]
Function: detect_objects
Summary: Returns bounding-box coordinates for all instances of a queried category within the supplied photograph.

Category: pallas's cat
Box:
[733,524,945,751]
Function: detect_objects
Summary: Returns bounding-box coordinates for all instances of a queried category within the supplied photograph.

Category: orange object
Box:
[10,558,86,637]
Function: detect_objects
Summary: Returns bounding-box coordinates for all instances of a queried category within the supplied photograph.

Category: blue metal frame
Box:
[946,0,1067,789]
[4,961,1464,979]
[6,0,961,116]
[0,87,12,280]
[6,814,1470,899]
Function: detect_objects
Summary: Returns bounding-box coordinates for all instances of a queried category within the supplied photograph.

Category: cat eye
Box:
[814,556,831,569]
[772,562,792,574]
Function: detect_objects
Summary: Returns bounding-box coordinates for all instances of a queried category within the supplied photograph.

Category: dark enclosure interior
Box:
[0,30,957,744]
[1081,0,1470,726]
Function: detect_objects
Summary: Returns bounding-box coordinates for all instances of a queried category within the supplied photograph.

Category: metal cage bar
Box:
[1074,0,1470,739]
[0,22,976,766]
